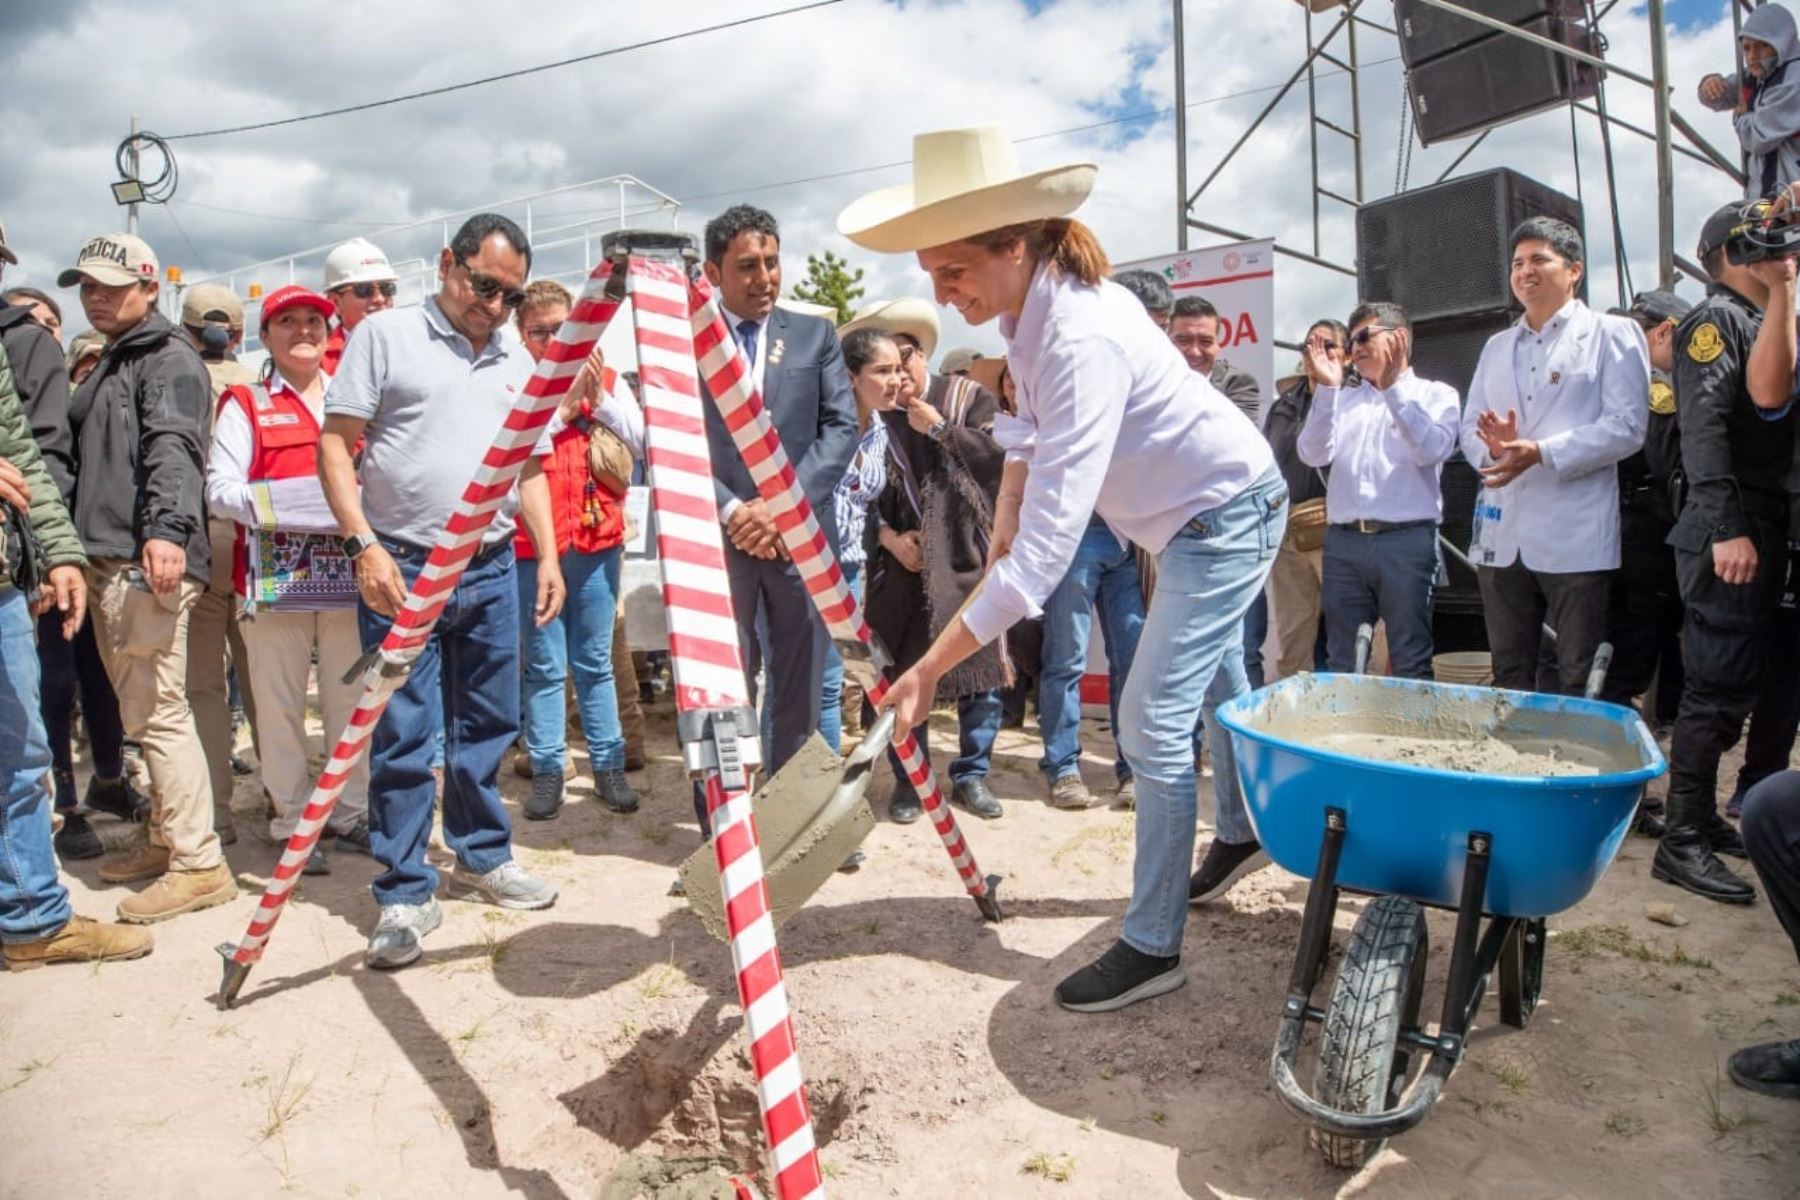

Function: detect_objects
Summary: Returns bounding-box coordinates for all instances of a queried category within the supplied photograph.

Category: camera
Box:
[1724,199,1800,265]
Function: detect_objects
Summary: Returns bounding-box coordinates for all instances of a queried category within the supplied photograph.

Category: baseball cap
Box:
[58,232,158,288]
[1627,289,1692,325]
[1696,200,1762,260]
[66,328,106,369]
[0,213,16,266]
[258,284,335,330]
[322,238,397,290]
[939,347,983,375]
[181,283,245,330]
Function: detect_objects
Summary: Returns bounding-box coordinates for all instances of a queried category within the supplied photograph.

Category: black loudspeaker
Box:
[1406,15,1601,145]
[1395,0,1573,66]
[1356,168,1585,322]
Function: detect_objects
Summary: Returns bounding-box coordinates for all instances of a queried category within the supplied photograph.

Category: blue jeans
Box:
[1119,470,1286,959]
[517,548,625,773]
[1039,519,1145,784]
[1322,523,1439,679]
[819,560,863,754]
[0,589,73,943]
[1242,589,1269,689]
[888,689,1004,788]
[359,540,520,906]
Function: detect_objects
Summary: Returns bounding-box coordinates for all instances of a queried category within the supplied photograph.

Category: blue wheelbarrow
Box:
[1215,640,1665,1168]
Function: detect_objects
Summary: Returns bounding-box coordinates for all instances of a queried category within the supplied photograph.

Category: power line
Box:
[163,1,843,141]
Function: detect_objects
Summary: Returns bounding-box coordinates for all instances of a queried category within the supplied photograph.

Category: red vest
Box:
[514,372,628,561]
[220,382,325,597]
[321,325,346,377]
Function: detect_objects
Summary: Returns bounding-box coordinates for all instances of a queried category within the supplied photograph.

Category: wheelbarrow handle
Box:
[1269,1011,1451,1141]
[1584,641,1614,701]
[1353,623,1374,676]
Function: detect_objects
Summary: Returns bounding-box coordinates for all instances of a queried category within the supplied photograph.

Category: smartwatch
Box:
[341,531,379,560]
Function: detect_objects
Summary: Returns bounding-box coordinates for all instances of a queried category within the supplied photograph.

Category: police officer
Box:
[1656,202,1800,904]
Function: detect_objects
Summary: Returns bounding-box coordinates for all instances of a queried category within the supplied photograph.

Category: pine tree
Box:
[789,250,866,323]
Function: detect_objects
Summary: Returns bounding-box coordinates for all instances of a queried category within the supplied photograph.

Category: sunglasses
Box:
[336,281,397,301]
[454,256,528,309]
[1350,325,1399,347]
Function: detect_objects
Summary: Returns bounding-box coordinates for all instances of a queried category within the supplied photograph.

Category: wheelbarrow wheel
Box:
[1311,895,1429,1169]
[1499,917,1546,1028]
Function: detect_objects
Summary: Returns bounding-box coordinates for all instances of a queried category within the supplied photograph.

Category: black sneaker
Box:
[1652,835,1756,904]
[952,778,1003,820]
[83,775,148,824]
[596,768,640,814]
[53,812,104,861]
[332,817,373,856]
[1728,1038,1800,1100]
[302,844,330,876]
[1188,837,1270,904]
[890,791,923,824]
[524,773,565,822]
[1054,939,1186,1013]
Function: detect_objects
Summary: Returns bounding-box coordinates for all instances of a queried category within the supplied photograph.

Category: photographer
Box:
[1655,201,1800,906]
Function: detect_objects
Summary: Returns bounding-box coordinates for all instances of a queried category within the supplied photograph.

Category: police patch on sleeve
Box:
[1649,379,1677,415]
[1687,322,1725,364]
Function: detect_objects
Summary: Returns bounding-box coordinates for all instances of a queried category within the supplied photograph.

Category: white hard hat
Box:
[322,238,397,290]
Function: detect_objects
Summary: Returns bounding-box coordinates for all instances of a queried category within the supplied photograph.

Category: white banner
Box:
[1116,238,1277,419]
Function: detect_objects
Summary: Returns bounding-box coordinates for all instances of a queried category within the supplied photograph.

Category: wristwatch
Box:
[340,531,379,560]
[927,419,948,442]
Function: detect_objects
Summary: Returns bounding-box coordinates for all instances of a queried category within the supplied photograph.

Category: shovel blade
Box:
[682,714,896,942]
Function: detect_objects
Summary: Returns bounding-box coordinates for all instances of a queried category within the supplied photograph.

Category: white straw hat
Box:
[836,297,942,361]
[837,125,1097,254]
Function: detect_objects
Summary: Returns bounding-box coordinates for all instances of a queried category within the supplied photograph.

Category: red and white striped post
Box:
[627,248,824,1199]
[686,277,1003,922]
[215,260,625,1006]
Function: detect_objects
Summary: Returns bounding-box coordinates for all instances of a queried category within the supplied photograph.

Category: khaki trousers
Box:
[187,518,250,832]
[612,609,645,764]
[238,607,370,840]
[1269,541,1325,679]
[88,559,222,870]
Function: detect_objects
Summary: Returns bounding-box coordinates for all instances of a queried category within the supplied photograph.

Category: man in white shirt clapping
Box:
[1297,303,1460,677]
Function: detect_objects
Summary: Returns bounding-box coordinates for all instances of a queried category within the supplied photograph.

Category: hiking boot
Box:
[524,773,565,821]
[624,747,648,772]
[1728,1038,1800,1100]
[1652,834,1756,905]
[952,778,1003,820]
[1054,939,1186,1013]
[302,844,330,876]
[1188,837,1270,905]
[117,864,238,924]
[3,916,154,971]
[366,898,443,970]
[332,817,372,856]
[890,790,923,824]
[1048,774,1097,811]
[98,843,170,885]
[596,768,640,815]
[447,860,558,911]
[1115,777,1136,811]
[84,775,148,824]
[54,812,104,861]
[511,745,535,780]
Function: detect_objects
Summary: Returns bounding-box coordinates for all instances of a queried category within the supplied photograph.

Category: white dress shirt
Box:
[961,265,1274,645]
[1296,368,1461,523]
[716,304,770,524]
[207,371,342,533]
[1458,298,1650,572]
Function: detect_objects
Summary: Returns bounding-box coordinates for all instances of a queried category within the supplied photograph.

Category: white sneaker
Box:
[366,899,443,970]
[447,860,558,911]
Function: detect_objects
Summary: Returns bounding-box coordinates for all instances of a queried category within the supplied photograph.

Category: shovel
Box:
[681,711,898,942]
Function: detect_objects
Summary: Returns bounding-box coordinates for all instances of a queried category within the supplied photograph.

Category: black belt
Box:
[378,533,512,567]
[1330,518,1435,535]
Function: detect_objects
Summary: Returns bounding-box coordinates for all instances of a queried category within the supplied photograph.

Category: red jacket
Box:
[219,381,323,597]
[514,387,626,561]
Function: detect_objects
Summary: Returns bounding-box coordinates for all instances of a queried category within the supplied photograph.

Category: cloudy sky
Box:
[0,0,1763,359]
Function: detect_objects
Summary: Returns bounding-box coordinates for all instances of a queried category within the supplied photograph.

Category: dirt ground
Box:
[3,697,1796,1200]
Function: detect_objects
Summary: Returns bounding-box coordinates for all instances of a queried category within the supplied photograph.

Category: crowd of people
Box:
[0,113,1797,1099]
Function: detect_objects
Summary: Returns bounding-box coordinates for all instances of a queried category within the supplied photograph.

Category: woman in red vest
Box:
[512,280,642,820]
[205,285,369,874]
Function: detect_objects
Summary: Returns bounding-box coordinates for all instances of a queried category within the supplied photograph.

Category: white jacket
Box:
[1458,300,1650,573]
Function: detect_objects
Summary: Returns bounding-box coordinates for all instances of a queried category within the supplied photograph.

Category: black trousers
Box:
[35,610,125,800]
[1665,537,1800,831]
[1477,562,1611,694]
[691,542,829,831]
[1600,525,1685,716]
[1742,770,1800,966]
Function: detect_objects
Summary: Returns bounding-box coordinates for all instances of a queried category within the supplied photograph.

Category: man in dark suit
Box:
[696,205,857,828]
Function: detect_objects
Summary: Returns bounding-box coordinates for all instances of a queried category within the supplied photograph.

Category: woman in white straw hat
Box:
[842,124,1288,1014]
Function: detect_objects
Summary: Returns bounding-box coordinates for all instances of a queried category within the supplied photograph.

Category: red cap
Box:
[259,284,335,331]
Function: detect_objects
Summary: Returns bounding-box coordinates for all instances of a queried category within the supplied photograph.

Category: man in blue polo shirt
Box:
[320,212,565,969]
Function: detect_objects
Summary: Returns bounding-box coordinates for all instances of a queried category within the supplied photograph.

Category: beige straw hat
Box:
[836,297,942,360]
[837,125,1097,254]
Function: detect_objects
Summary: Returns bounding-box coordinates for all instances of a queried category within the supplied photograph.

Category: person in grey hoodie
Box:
[1699,2,1800,199]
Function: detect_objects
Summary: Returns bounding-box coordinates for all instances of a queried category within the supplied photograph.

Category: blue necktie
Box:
[737,319,760,367]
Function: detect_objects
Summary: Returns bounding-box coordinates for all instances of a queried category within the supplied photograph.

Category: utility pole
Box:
[1648,0,1674,288]
[126,114,141,236]
[1174,0,1189,250]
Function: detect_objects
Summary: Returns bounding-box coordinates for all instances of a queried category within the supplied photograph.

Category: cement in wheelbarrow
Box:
[1217,674,1666,917]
